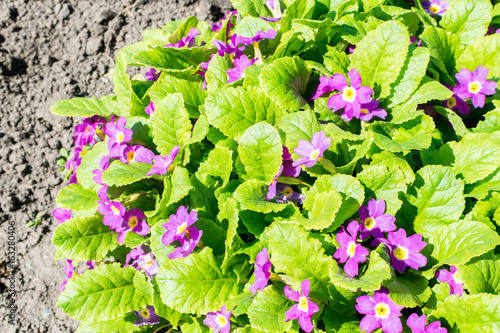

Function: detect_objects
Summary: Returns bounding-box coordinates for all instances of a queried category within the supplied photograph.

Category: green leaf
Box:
[459,258,500,294]
[457,34,500,80]
[234,16,274,37]
[205,54,230,92]
[205,86,285,140]
[267,222,333,301]
[408,165,465,236]
[102,161,153,187]
[133,46,211,72]
[231,0,272,17]
[430,294,500,332]
[156,247,245,315]
[219,198,241,273]
[56,183,99,212]
[329,245,392,292]
[76,315,136,333]
[475,108,500,134]
[238,122,282,183]
[167,16,199,44]
[58,263,153,321]
[234,180,289,214]
[168,166,194,206]
[384,274,431,307]
[53,216,118,261]
[324,48,350,75]
[152,92,193,155]
[367,151,415,183]
[299,189,342,230]
[150,223,176,266]
[434,106,470,140]
[77,142,108,191]
[196,146,233,188]
[349,20,410,98]
[247,286,293,333]
[278,109,321,160]
[440,0,492,45]
[259,56,311,112]
[50,96,117,117]
[197,218,226,256]
[403,76,453,109]
[112,51,145,117]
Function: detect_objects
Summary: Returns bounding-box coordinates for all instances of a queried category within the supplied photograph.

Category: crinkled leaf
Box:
[456,34,500,78]
[459,258,500,295]
[247,285,293,333]
[51,96,117,117]
[367,151,415,183]
[56,183,99,212]
[102,161,153,187]
[278,109,321,160]
[77,142,108,191]
[383,274,431,307]
[234,180,289,214]
[299,189,342,230]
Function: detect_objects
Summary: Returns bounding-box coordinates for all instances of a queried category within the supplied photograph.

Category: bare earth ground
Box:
[0,0,230,331]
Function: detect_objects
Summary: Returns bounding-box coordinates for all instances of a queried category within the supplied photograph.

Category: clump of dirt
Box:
[0,0,230,331]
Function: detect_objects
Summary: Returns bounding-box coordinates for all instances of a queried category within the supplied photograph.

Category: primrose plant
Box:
[51,0,500,332]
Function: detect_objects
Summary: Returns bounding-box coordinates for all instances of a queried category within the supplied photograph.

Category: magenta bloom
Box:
[355,291,404,333]
[410,36,422,47]
[167,227,203,260]
[249,248,272,294]
[267,165,283,201]
[162,206,198,246]
[292,131,331,168]
[282,147,301,178]
[213,34,248,57]
[311,76,337,100]
[146,146,180,177]
[104,116,133,150]
[266,0,276,9]
[275,183,305,204]
[359,199,396,246]
[407,313,447,333]
[59,259,77,291]
[455,66,497,108]
[97,199,126,230]
[436,265,463,296]
[165,28,199,48]
[145,101,155,116]
[386,229,427,273]
[74,116,106,148]
[443,84,470,114]
[227,55,257,83]
[145,68,161,81]
[204,305,231,333]
[284,280,319,333]
[53,207,71,224]
[92,155,110,185]
[134,306,161,326]
[127,246,159,279]
[334,221,369,277]
[119,145,154,164]
[211,10,237,32]
[247,29,277,44]
[359,100,387,121]
[327,69,374,121]
[117,208,150,244]
[260,16,281,22]
[422,0,449,16]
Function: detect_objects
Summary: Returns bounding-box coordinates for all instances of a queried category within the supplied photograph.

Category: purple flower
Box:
[410,36,422,47]
[247,29,277,44]
[167,226,203,259]
[334,221,369,277]
[53,208,71,224]
[327,69,374,121]
[227,55,257,83]
[359,199,397,246]
[282,147,301,178]
[117,208,150,244]
[92,155,110,185]
[311,76,337,100]
[134,305,161,326]
[386,229,427,273]
[422,0,449,16]
[86,261,96,270]
[119,145,154,164]
[162,206,198,246]
[260,16,282,22]
[203,305,231,333]
[455,66,497,108]
[267,165,283,201]
[145,101,155,116]
[213,34,248,57]
[407,313,447,333]
[284,280,319,333]
[146,146,180,177]
[211,10,237,32]
[266,0,277,9]
[436,265,463,296]
[359,100,387,121]
[74,116,106,149]
[145,68,161,81]
[355,291,404,333]
[104,116,133,151]
[347,44,356,54]
[249,248,271,294]
[165,28,199,48]
[443,84,470,114]
[487,25,500,35]
[97,198,126,230]
[127,246,159,279]
[275,183,305,204]
[59,259,77,291]
[292,131,331,168]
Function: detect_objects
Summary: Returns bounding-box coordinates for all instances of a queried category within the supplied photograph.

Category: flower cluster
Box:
[162,206,202,259]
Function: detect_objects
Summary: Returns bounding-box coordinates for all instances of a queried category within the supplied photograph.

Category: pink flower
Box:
[145,68,161,81]
[422,0,449,16]
[284,280,319,333]
[203,305,231,333]
[146,146,180,177]
[407,313,447,333]
[162,206,198,246]
[310,76,337,100]
[126,246,159,280]
[116,208,150,244]
[334,221,369,277]
[227,55,257,83]
[165,28,199,48]
[167,227,203,260]
[134,306,161,326]
[435,265,463,296]
[249,248,272,294]
[282,147,301,178]
[104,116,133,151]
[145,101,155,115]
[443,84,470,114]
[92,155,110,185]
[359,199,396,246]
[292,131,331,168]
[355,291,404,333]
[454,66,497,108]
[53,207,71,224]
[118,145,154,164]
[59,259,77,291]
[267,165,283,201]
[358,100,387,121]
[386,229,427,273]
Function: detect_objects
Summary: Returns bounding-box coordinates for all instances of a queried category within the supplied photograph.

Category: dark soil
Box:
[0,1,230,331]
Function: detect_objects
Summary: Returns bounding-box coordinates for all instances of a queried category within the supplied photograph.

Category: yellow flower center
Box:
[453,270,462,284]
[298,296,309,312]
[111,206,120,215]
[429,5,441,14]
[374,303,390,319]
[468,81,482,94]
[126,150,135,162]
[86,125,91,132]
[342,87,356,102]
[282,187,294,196]
[393,247,409,261]
[168,164,175,172]
[360,108,369,114]
[309,149,320,160]
[177,222,188,235]
[146,259,153,267]
[447,97,457,108]
[117,132,125,143]
[128,216,138,229]
[96,127,104,135]
[71,272,79,279]
[347,241,357,257]
[216,314,228,327]
[364,217,375,230]
[140,308,150,319]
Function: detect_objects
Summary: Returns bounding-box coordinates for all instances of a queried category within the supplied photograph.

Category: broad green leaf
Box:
[51,96,117,117]
[197,218,226,256]
[383,274,431,307]
[456,34,500,80]
[231,0,272,17]
[150,223,176,266]
[205,54,230,92]
[58,263,153,321]
[475,108,500,134]
[238,122,282,183]
[268,31,305,61]
[189,175,219,220]
[430,294,500,332]
[247,286,293,333]
[167,16,198,44]
[349,20,410,98]
[440,0,492,45]
[204,86,286,140]
[459,258,500,294]
[102,161,152,187]
[112,51,145,117]
[324,48,349,75]
[196,146,233,188]
[259,56,311,112]
[234,16,274,37]
[267,222,333,301]
[53,216,118,261]
[77,142,108,191]
[299,189,342,230]
[403,76,453,108]
[219,198,241,273]
[322,308,363,333]
[133,46,211,72]
[434,106,469,140]
[156,248,245,315]
[367,151,415,183]
[408,165,465,236]
[329,245,392,292]
[234,180,289,214]
[56,183,99,212]
[152,93,193,155]
[76,315,136,333]
[153,281,184,329]
[168,166,194,206]
[278,109,321,160]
